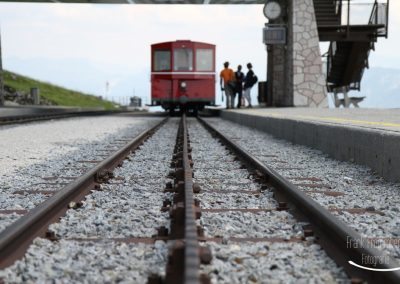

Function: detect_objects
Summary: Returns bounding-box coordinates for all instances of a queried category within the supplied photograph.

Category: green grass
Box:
[3,70,117,110]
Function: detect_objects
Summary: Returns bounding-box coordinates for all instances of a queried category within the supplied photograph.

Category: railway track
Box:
[0,115,399,283]
[202,117,400,264]
[195,117,400,283]
[0,117,167,267]
[0,110,131,126]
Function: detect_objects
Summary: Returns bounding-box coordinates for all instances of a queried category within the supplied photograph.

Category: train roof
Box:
[151,40,215,48]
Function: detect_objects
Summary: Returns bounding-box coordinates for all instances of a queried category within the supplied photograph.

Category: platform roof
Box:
[0,0,263,3]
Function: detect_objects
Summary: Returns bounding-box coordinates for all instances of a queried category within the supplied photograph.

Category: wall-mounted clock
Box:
[263,1,282,20]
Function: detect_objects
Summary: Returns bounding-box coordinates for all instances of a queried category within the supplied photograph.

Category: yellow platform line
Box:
[251,111,400,128]
[317,116,400,128]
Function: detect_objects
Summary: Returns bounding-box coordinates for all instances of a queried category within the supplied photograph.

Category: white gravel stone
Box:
[201,242,349,284]
[0,116,158,177]
[197,191,275,209]
[202,211,302,239]
[0,238,168,283]
[0,192,48,210]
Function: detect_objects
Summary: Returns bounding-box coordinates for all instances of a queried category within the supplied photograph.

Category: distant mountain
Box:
[355,67,400,108]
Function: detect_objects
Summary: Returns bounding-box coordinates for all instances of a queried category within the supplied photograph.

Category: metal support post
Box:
[346,0,350,38]
[386,0,390,38]
[343,89,350,108]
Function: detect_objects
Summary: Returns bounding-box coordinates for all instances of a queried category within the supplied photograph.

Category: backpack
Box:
[251,74,258,86]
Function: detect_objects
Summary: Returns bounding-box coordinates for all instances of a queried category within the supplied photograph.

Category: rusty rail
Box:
[162,114,210,284]
[198,116,400,283]
[0,118,168,268]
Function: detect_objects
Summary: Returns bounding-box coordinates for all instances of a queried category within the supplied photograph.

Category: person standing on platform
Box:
[234,65,245,108]
[219,61,235,109]
[243,62,257,108]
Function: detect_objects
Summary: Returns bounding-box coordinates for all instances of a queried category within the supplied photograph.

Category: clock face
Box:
[263,1,282,20]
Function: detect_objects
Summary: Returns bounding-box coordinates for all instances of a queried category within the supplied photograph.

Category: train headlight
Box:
[180,81,187,89]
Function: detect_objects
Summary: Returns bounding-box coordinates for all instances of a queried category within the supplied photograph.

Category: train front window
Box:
[196,49,213,71]
[174,48,193,71]
[154,50,171,71]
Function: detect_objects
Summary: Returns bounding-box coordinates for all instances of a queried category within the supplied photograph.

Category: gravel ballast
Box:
[4,114,395,282]
[0,116,159,177]
[204,117,400,263]
[49,119,178,239]
[0,238,168,283]
[202,242,348,284]
[0,116,161,223]
[188,118,349,283]
[0,118,177,283]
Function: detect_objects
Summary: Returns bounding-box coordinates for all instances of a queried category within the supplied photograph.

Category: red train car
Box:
[151,40,216,113]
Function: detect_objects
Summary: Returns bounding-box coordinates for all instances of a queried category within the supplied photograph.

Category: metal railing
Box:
[334,0,389,31]
[368,0,389,37]
[325,1,389,91]
[334,0,343,16]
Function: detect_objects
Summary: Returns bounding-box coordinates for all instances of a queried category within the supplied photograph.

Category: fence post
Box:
[31,87,40,105]
[347,0,350,37]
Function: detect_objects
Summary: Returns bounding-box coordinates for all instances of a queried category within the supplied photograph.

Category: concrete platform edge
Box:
[221,111,400,183]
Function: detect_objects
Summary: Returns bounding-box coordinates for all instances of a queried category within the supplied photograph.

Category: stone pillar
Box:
[289,0,328,107]
[266,0,327,107]
[272,45,289,106]
[267,0,291,107]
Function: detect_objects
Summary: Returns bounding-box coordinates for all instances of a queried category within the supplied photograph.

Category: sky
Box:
[0,1,399,107]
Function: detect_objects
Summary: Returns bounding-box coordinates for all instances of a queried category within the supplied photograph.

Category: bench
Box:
[333,87,365,108]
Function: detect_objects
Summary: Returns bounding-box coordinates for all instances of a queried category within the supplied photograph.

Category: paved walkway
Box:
[228,108,400,133]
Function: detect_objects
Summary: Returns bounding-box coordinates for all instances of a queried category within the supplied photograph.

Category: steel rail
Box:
[198,116,400,283]
[0,117,168,268]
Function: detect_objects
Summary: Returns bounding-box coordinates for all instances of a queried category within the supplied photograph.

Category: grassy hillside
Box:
[3,70,117,110]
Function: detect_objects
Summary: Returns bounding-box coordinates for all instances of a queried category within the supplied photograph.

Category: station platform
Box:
[219,108,400,183]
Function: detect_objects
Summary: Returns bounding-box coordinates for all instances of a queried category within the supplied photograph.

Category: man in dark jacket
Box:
[234,65,245,108]
[243,63,255,108]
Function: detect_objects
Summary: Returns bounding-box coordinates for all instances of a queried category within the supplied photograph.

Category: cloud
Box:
[0,2,397,106]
